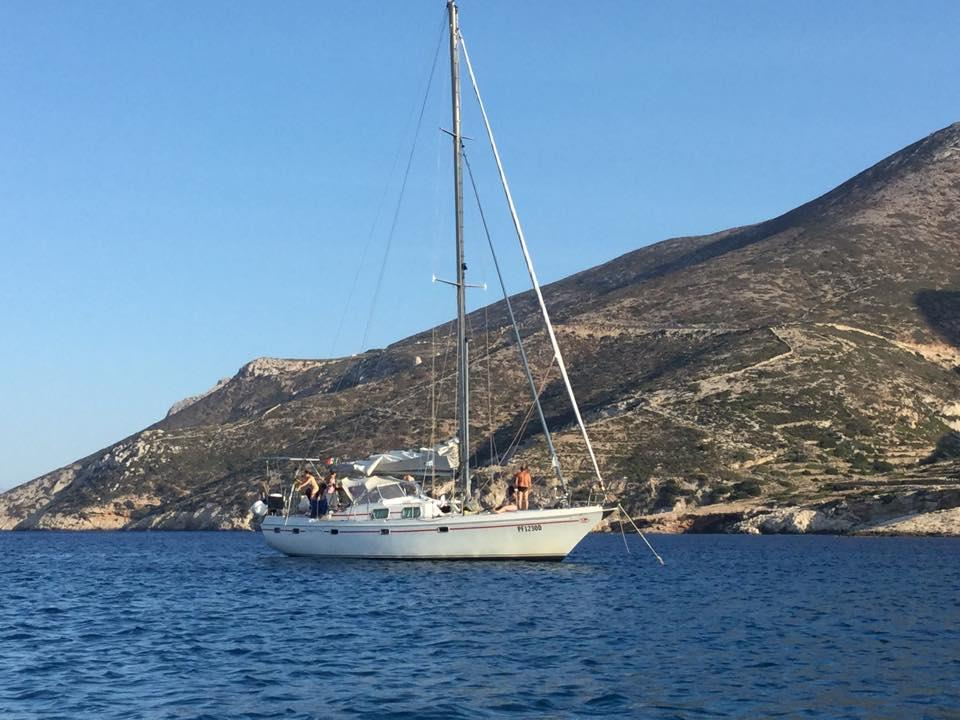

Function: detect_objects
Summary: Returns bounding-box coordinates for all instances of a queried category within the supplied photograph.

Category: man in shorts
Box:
[297,470,321,518]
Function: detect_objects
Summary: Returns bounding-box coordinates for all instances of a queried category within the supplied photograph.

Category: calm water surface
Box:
[1,532,958,719]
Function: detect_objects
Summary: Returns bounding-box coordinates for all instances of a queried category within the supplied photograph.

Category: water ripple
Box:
[1,532,959,718]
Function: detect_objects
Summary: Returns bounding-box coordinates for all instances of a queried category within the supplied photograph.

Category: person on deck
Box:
[297,470,322,518]
[324,472,339,515]
[513,465,532,510]
[492,486,518,514]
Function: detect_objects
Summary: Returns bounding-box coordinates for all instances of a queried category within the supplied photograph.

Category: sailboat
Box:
[256,1,609,560]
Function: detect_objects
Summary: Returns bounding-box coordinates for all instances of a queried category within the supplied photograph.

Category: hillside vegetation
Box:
[3,123,959,532]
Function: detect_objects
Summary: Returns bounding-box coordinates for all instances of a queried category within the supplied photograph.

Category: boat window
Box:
[371,508,389,520]
[401,506,421,519]
[351,490,378,506]
[351,481,419,505]
[377,483,405,500]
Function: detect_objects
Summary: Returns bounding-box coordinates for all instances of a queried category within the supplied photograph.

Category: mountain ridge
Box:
[2,121,959,532]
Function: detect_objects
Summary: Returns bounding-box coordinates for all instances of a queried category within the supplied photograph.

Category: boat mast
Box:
[448,0,470,500]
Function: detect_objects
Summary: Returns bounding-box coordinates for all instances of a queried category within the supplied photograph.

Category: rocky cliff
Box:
[3,122,960,533]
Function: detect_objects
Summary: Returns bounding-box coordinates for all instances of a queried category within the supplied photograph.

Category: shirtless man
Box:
[296,470,321,518]
[513,465,532,510]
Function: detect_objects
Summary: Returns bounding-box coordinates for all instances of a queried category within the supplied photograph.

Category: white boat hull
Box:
[260,506,604,560]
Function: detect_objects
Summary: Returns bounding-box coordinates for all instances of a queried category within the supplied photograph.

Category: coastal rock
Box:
[734,508,855,534]
[856,507,960,536]
[0,464,82,530]
[127,503,250,531]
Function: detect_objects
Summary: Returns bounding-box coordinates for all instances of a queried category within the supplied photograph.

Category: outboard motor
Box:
[250,499,268,520]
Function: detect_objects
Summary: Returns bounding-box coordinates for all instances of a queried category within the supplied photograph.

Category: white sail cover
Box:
[342,438,459,478]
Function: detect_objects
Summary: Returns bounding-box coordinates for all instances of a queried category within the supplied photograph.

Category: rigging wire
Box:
[462,147,568,494]
[328,11,448,361]
[429,326,437,494]
[500,356,556,464]
[459,34,604,494]
[326,131,402,360]
[358,13,447,354]
[304,11,447,461]
[336,10,447,452]
[617,504,666,566]
[483,303,498,465]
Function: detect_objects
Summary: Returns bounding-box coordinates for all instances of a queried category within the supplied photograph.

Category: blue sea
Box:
[1,532,958,719]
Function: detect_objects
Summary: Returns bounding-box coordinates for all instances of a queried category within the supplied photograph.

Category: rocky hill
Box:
[3,122,960,532]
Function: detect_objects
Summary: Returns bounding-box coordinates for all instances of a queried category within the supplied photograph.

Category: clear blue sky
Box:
[1,0,957,491]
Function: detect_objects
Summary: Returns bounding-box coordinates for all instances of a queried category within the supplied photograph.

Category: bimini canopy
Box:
[338,438,459,479]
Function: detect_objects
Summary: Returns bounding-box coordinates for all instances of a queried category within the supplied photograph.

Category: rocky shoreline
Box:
[617,491,960,537]
[4,498,960,536]
[4,122,960,541]
[3,459,959,535]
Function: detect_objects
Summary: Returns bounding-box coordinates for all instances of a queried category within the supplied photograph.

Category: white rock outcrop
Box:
[166,378,231,417]
[734,508,856,534]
